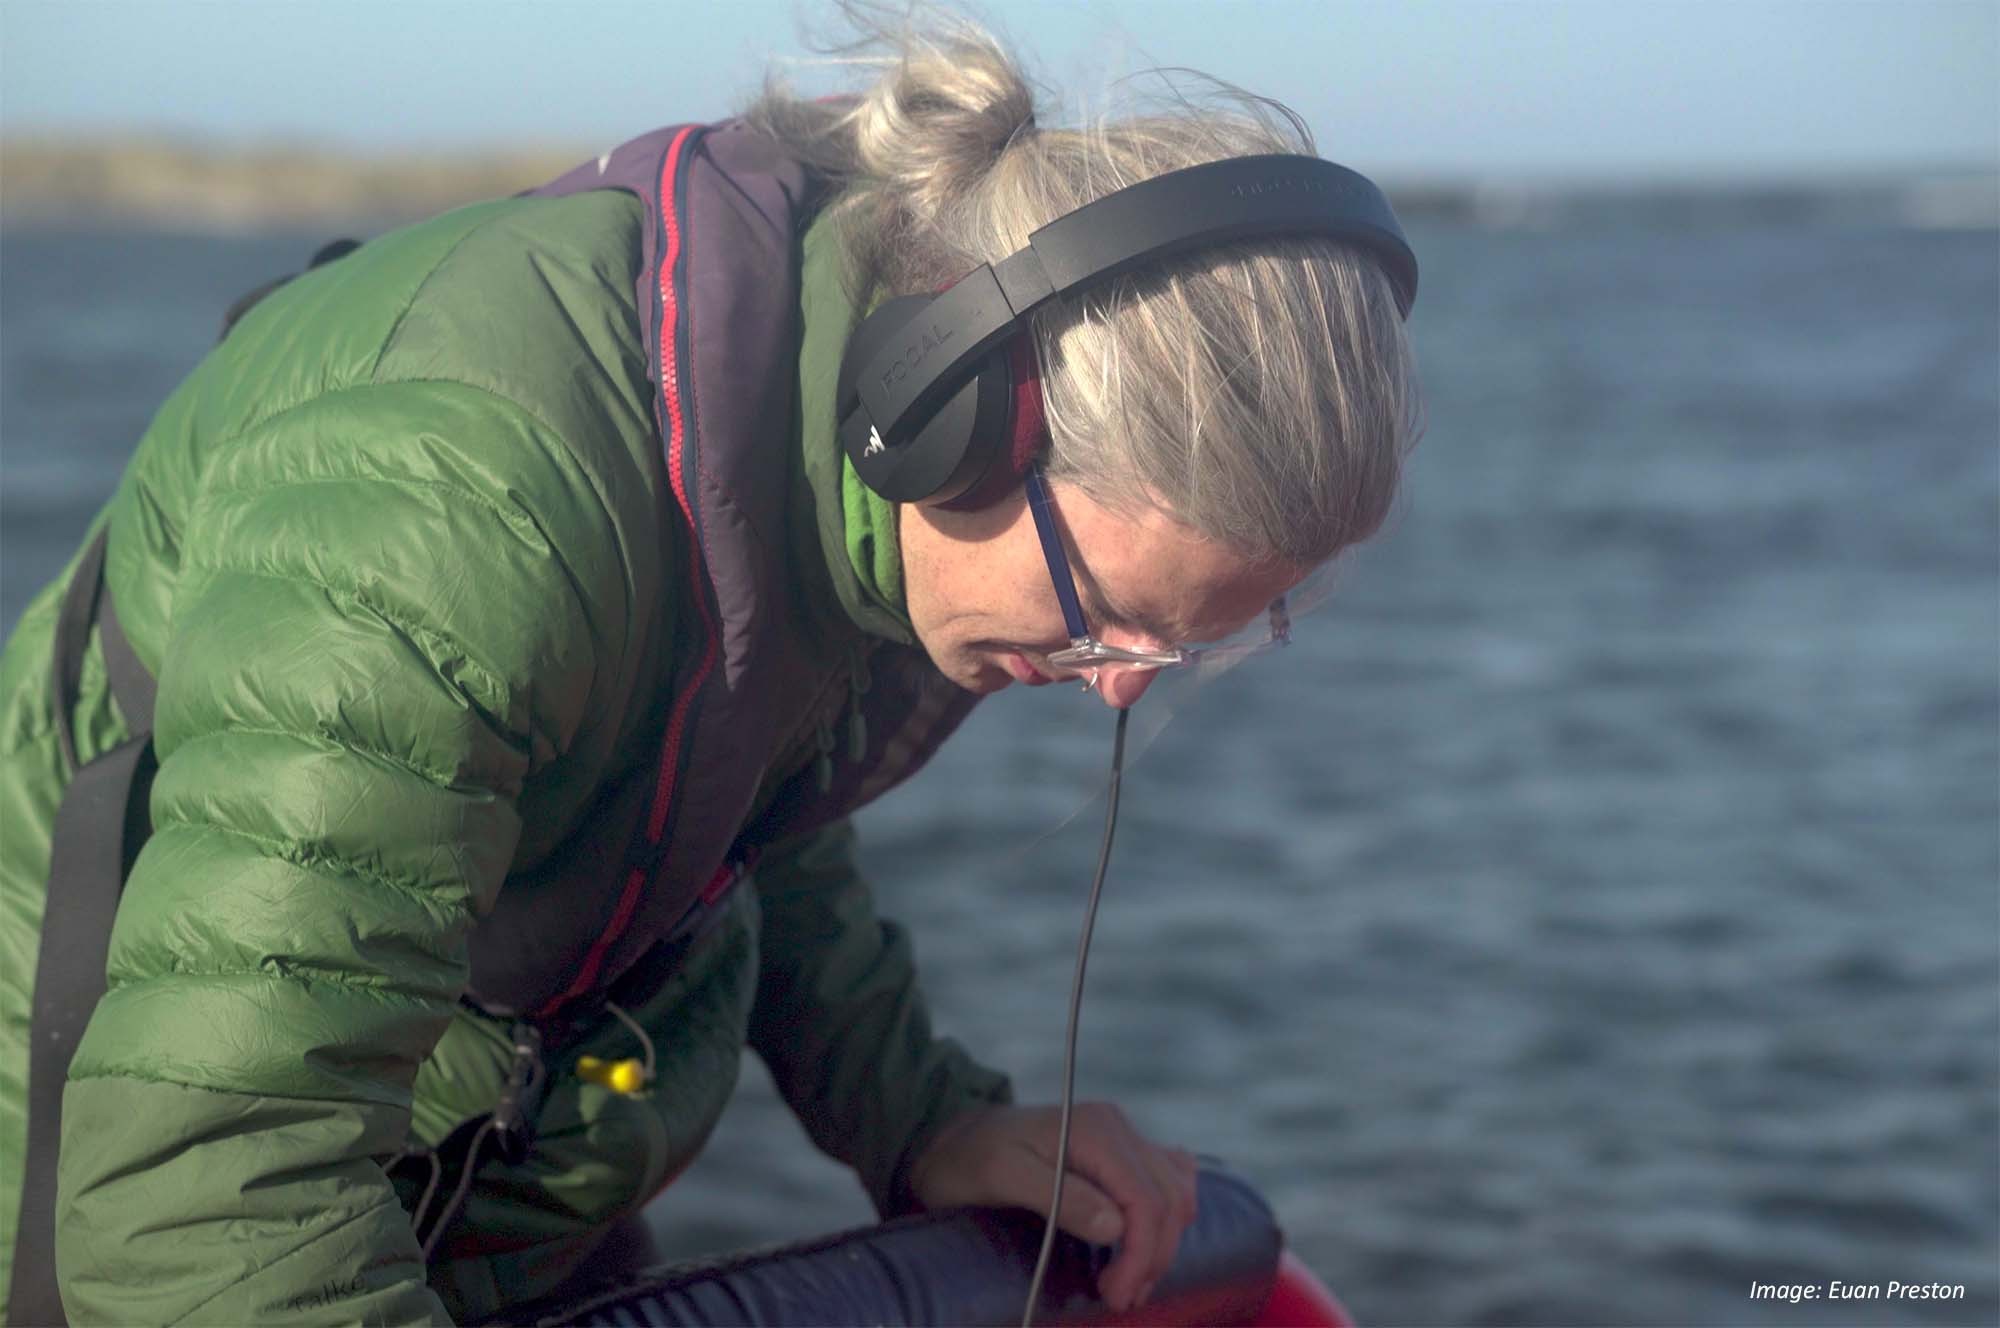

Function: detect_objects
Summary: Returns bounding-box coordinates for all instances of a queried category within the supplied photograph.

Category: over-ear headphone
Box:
[836,153,1420,511]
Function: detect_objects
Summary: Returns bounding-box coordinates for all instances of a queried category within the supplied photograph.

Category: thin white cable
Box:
[1021,705,1128,1327]
[603,1000,657,1082]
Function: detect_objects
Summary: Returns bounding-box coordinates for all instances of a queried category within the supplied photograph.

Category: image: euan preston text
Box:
[1750,1282,1967,1304]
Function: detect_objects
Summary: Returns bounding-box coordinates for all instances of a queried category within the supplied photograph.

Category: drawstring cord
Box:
[409,1000,661,1260]
[816,641,875,791]
[401,1147,443,1237]
[419,1119,498,1262]
[576,1000,658,1095]
[847,646,871,762]
[409,1022,545,1263]
[814,721,836,792]
[604,1001,657,1082]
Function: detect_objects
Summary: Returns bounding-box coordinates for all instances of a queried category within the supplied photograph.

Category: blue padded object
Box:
[494,1163,1283,1328]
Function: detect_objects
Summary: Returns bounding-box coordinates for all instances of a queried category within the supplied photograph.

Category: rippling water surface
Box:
[3,207,1994,1326]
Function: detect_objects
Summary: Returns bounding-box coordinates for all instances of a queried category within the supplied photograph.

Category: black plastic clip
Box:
[492,1021,545,1168]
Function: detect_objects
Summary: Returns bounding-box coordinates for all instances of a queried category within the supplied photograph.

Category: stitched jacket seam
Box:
[165,722,464,792]
[368,209,507,381]
[162,1198,418,1325]
[98,964,453,1002]
[197,473,545,553]
[172,562,514,737]
[144,815,471,918]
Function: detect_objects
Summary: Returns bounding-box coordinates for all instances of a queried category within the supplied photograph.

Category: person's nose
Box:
[1096,667,1159,709]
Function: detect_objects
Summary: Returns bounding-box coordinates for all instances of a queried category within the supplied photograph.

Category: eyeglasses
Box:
[1023,461,1292,684]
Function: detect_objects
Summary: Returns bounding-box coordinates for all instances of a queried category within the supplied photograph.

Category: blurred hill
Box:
[2,137,1993,232]
[1,137,588,230]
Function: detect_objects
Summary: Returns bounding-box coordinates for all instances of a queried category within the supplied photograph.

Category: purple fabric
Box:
[462,123,980,1018]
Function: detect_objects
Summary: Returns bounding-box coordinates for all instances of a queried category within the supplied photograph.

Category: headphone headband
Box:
[842,153,1418,459]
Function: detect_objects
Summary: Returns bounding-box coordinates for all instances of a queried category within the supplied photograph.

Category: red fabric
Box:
[1246,1251,1357,1327]
[933,331,1048,511]
[1005,332,1049,474]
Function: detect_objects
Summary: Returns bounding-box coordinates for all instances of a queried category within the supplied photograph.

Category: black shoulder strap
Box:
[8,732,154,1327]
[15,234,357,1318]
[96,575,156,732]
[10,529,157,1328]
[47,529,108,779]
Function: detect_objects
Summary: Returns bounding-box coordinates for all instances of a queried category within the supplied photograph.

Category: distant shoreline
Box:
[1,138,590,230]
[3,138,1993,232]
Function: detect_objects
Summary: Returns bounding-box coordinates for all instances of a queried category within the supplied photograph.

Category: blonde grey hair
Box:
[745,2,1425,568]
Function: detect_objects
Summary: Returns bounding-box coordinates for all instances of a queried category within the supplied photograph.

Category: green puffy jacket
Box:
[0,185,1009,1324]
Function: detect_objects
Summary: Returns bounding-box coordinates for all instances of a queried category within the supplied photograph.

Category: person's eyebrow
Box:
[1080,578,1180,644]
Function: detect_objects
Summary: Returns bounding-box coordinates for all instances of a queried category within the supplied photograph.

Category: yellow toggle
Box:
[576,1055,647,1096]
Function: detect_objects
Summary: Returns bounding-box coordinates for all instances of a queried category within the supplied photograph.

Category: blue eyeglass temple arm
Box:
[1023,464,1091,642]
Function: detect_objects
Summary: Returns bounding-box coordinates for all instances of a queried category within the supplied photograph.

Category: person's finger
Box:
[1058,1103,1172,1310]
[1046,1164,1127,1249]
[975,1135,1128,1248]
[1098,1116,1197,1309]
[1102,1136,1199,1308]
[1167,1146,1201,1227]
[1118,1134,1177,1307]
[1137,1150,1201,1310]
[1129,1135,1194,1304]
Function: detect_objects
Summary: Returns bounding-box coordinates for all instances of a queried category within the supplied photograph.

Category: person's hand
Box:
[907,1102,1200,1312]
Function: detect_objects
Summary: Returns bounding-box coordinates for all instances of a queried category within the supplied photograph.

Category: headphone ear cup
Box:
[839,295,1014,506]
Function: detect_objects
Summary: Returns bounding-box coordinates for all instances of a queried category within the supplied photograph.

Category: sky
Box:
[2,0,1995,184]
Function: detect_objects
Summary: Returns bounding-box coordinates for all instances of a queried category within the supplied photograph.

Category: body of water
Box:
[2,205,1995,1326]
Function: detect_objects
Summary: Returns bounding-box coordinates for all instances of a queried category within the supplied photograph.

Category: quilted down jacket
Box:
[0,125,1009,1324]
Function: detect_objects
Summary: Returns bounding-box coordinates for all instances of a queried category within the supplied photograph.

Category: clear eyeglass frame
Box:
[1024,462,1292,682]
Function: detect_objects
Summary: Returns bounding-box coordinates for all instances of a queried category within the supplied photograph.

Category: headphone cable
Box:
[1022,704,1129,1327]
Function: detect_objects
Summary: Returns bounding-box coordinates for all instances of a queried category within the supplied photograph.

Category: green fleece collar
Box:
[797,213,915,645]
